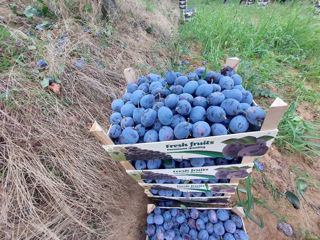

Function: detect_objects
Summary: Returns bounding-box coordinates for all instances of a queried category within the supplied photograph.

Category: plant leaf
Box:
[222,136,257,145]
[23,6,41,18]
[257,136,274,142]
[40,78,50,88]
[285,191,300,209]
[167,150,223,158]
[297,181,307,201]
[0,90,10,99]
[28,45,36,50]
[183,174,216,179]
[180,204,187,210]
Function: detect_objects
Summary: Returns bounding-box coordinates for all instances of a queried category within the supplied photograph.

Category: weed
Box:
[277,102,320,162]
[237,175,287,226]
[0,26,17,72]
[140,0,156,12]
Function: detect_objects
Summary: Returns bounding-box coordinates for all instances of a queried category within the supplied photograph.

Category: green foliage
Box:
[179,0,320,98]
[10,1,55,18]
[0,26,17,72]
[180,0,320,159]
[140,0,156,12]
[285,190,300,209]
[277,103,320,162]
[236,176,264,228]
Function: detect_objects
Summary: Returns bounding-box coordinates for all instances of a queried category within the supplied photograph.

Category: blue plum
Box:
[176,100,192,116]
[141,108,157,127]
[224,233,236,240]
[135,160,146,170]
[159,126,174,141]
[211,123,228,136]
[231,74,242,85]
[183,81,199,95]
[219,76,234,90]
[147,159,161,169]
[147,214,154,224]
[222,89,243,102]
[178,93,194,103]
[140,94,155,108]
[165,71,177,85]
[231,215,243,229]
[198,230,209,240]
[193,96,208,109]
[224,220,236,233]
[144,129,158,142]
[110,112,122,124]
[233,230,248,240]
[118,127,139,144]
[196,84,214,97]
[186,72,199,81]
[217,209,230,221]
[120,103,136,117]
[158,106,173,125]
[126,83,138,93]
[133,107,145,124]
[171,114,186,128]
[207,92,225,106]
[220,99,240,116]
[245,106,266,126]
[130,90,145,106]
[190,158,205,167]
[170,85,184,95]
[190,106,206,123]
[241,91,253,105]
[208,210,218,224]
[120,117,134,128]
[229,115,249,133]
[213,222,225,236]
[109,124,122,138]
[175,76,188,86]
[111,99,124,112]
[207,106,226,123]
[165,94,179,109]
[192,121,211,138]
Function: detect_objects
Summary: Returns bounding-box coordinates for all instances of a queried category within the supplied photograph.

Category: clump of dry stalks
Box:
[0,0,178,239]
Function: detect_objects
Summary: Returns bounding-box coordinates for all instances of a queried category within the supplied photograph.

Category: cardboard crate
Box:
[145,204,247,240]
[128,162,254,181]
[146,194,231,204]
[90,58,288,201]
[142,182,236,203]
[183,8,196,21]
[179,0,187,9]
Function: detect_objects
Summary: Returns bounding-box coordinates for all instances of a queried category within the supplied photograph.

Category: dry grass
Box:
[0,0,178,239]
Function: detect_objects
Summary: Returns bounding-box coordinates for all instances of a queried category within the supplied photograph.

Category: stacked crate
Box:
[90,58,288,206]
[145,205,247,240]
[179,0,187,9]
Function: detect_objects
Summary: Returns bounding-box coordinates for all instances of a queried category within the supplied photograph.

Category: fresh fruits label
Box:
[140,183,238,194]
[147,195,231,204]
[104,130,277,161]
[128,163,253,180]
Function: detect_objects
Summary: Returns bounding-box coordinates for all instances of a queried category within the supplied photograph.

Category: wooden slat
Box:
[261,97,288,131]
[123,68,136,84]
[147,204,156,214]
[225,57,240,73]
[230,179,240,184]
[89,121,114,145]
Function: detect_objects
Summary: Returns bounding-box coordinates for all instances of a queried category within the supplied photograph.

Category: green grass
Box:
[140,0,156,12]
[0,26,17,72]
[179,0,320,160]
